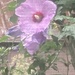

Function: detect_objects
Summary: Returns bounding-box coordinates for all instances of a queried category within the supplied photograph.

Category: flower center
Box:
[33,12,44,22]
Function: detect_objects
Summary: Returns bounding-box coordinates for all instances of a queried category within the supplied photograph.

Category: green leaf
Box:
[5,67,8,75]
[55,15,75,21]
[18,42,24,51]
[27,61,37,74]
[7,1,17,11]
[17,0,25,4]
[0,36,8,42]
[58,24,75,40]
[24,51,30,58]
[47,53,56,63]
[2,67,8,75]
[10,14,18,23]
[40,40,56,52]
[40,40,58,52]
[27,57,46,74]
[51,35,59,45]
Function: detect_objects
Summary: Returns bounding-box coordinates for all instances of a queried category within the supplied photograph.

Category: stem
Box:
[45,50,61,71]
[64,38,70,75]
[68,37,75,69]
[66,50,69,75]
[65,37,75,71]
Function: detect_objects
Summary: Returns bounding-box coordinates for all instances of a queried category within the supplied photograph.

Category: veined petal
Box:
[42,1,57,17]
[35,1,57,30]
[19,20,37,35]
[15,3,35,17]
[26,0,48,11]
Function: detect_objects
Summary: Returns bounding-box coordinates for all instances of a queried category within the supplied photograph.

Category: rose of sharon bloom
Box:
[15,0,57,35]
[7,0,57,55]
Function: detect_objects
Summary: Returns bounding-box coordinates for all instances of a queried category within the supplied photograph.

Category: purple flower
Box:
[6,25,47,55]
[22,31,47,55]
[7,0,57,55]
[15,0,57,35]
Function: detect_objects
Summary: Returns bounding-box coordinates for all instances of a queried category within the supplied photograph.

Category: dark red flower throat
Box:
[33,12,44,22]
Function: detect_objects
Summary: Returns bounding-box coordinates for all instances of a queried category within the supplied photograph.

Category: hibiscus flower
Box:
[15,0,57,35]
[7,0,57,55]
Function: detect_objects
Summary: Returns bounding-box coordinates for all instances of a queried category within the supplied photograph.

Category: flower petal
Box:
[15,3,35,17]
[19,20,37,35]
[26,0,48,11]
[35,1,57,30]
[22,31,47,55]
[32,31,46,44]
[42,1,57,17]
[6,25,22,37]
[25,41,39,55]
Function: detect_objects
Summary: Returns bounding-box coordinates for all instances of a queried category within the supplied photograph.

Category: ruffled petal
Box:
[26,0,48,11]
[42,1,57,17]
[15,3,35,17]
[35,1,57,30]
